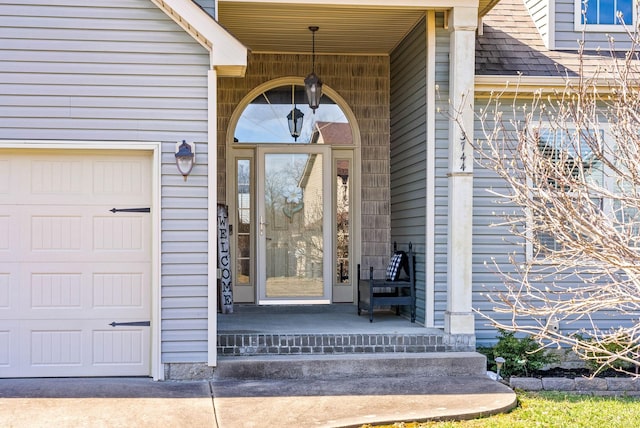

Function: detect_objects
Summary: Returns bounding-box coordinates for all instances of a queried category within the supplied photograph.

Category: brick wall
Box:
[218,52,391,264]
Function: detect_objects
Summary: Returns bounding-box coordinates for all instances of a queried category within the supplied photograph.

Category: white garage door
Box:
[0,149,152,377]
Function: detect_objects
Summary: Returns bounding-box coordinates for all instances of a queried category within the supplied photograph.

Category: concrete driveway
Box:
[0,375,516,428]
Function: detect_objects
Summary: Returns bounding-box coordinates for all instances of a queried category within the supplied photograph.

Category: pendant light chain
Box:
[311,27,316,73]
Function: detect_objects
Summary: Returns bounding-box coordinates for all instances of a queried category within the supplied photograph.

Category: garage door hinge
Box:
[109,207,151,213]
[109,321,151,327]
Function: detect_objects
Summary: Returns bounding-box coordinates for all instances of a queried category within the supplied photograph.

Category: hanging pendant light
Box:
[287,107,304,141]
[287,85,304,141]
[304,26,323,113]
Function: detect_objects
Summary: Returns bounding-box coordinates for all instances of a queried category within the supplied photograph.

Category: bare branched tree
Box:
[465,29,640,376]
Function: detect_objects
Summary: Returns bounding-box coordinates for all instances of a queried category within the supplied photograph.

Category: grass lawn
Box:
[360,391,640,428]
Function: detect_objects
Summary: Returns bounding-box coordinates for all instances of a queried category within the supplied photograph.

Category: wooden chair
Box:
[357,242,416,323]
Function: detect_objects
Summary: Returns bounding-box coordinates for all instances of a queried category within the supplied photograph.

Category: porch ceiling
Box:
[218,2,430,55]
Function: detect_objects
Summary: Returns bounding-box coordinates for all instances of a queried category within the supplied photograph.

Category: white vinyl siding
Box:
[390,17,427,323]
[524,0,551,48]
[0,0,211,365]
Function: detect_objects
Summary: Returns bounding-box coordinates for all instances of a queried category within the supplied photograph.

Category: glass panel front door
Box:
[257,147,331,303]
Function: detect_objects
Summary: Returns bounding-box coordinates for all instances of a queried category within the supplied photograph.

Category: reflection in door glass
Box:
[236,159,251,285]
[336,159,350,283]
[264,153,324,297]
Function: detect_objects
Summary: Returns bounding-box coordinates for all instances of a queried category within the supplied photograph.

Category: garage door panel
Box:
[0,159,9,194]
[0,271,11,309]
[0,152,151,207]
[0,149,152,378]
[93,327,148,366]
[93,214,149,254]
[0,323,15,370]
[92,158,150,200]
[0,321,149,377]
[18,207,151,263]
[93,272,147,309]
[0,267,19,317]
[0,210,21,263]
[31,214,83,251]
[0,214,10,251]
[16,263,150,320]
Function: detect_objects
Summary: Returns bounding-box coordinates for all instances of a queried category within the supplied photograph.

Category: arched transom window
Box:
[234,84,352,145]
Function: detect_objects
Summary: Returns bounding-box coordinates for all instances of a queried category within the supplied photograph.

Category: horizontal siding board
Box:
[0,72,206,87]
[0,26,201,43]
[161,297,210,309]
[162,285,208,297]
[162,330,207,342]
[2,38,207,55]
[161,276,208,288]
[1,49,208,65]
[0,118,206,134]
[0,61,207,76]
[1,95,207,110]
[0,83,207,97]
[2,106,206,121]
[162,353,207,363]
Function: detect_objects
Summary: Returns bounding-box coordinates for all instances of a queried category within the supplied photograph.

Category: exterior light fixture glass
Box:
[304,26,323,113]
[287,85,304,141]
[287,107,304,141]
[175,140,195,181]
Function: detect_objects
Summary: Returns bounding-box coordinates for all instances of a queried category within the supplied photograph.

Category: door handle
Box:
[260,216,268,236]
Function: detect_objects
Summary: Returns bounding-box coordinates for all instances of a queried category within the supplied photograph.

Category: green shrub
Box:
[480,329,559,378]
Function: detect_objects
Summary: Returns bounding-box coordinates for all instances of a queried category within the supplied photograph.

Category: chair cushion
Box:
[386,251,408,281]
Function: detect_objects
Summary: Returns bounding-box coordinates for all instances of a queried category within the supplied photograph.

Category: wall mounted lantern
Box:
[175,140,195,181]
[304,26,323,113]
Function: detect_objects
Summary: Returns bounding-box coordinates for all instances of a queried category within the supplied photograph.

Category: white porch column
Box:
[445,6,477,335]
[207,68,218,366]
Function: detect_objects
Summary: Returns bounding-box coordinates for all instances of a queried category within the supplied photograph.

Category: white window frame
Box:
[574,0,637,32]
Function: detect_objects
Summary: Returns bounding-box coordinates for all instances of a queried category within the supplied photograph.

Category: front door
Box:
[257,146,332,304]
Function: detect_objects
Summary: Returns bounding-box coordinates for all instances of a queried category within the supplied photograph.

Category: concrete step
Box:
[213,352,487,380]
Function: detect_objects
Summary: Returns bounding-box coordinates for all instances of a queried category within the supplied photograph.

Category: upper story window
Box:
[576,0,636,31]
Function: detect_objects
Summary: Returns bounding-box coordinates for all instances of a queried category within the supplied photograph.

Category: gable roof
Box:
[314,122,353,145]
[475,0,613,79]
[150,0,247,76]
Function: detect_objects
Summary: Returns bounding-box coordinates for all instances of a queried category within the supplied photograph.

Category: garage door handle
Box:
[110,207,151,213]
[109,321,151,327]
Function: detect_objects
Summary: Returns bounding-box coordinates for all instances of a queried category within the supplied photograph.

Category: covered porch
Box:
[217,305,461,356]
[213,0,489,360]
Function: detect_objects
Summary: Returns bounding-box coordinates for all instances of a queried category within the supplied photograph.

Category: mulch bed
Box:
[531,367,638,379]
